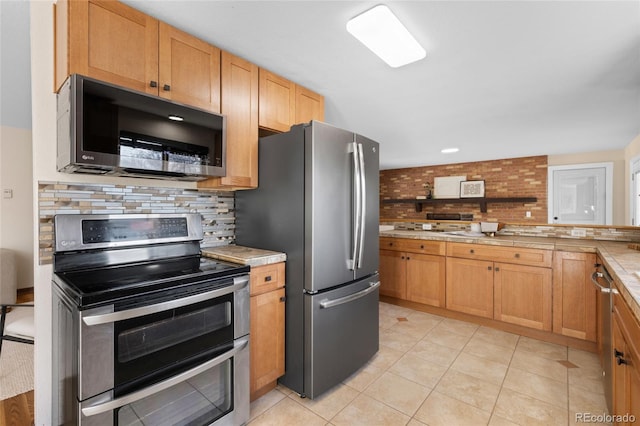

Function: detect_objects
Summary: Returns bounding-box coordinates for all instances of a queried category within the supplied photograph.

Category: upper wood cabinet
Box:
[55,0,221,113]
[259,68,324,132]
[158,23,220,112]
[552,251,597,342]
[55,0,159,94]
[198,52,258,189]
[295,84,325,124]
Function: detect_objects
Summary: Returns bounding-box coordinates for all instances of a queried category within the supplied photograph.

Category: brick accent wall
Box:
[380,156,548,222]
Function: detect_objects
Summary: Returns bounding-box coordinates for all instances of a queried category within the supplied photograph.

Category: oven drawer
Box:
[80,336,250,426]
[250,263,285,296]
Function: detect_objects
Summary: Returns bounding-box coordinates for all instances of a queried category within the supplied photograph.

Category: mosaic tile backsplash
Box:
[38,182,235,264]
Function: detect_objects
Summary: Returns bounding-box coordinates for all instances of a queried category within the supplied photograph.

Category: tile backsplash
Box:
[38,181,235,264]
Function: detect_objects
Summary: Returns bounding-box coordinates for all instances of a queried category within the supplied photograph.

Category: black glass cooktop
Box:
[53,256,249,308]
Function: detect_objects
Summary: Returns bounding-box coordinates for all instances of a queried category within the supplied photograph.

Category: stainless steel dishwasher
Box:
[592,259,617,414]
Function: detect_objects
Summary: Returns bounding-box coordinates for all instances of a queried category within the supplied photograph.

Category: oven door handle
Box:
[590,271,618,294]
[82,275,249,326]
[80,335,249,418]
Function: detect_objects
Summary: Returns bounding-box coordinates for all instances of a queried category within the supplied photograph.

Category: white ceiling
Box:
[3,1,639,170]
[121,1,640,170]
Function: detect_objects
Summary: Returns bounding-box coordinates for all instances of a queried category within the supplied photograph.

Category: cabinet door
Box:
[295,84,325,124]
[406,253,446,308]
[158,23,221,112]
[494,263,552,331]
[613,317,628,420]
[258,69,295,132]
[379,250,406,299]
[199,52,258,189]
[250,288,285,401]
[446,257,494,318]
[553,252,597,341]
[56,0,159,93]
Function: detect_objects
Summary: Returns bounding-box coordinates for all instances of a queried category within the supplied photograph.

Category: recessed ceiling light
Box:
[441,148,459,154]
[168,115,184,122]
[346,5,426,68]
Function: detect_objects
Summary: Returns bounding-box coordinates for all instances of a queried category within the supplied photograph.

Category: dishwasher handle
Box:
[591,271,619,295]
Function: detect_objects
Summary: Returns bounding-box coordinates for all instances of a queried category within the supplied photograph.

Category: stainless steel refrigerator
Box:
[236,121,380,399]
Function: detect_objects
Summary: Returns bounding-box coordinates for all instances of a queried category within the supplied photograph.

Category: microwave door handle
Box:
[80,336,249,418]
[82,275,249,326]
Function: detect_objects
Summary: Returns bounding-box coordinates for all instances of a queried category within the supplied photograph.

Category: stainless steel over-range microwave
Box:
[56,74,226,181]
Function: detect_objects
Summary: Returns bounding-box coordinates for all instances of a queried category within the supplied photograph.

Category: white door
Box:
[548,163,612,225]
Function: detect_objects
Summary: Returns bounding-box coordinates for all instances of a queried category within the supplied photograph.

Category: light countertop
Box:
[202,245,286,267]
[380,229,640,322]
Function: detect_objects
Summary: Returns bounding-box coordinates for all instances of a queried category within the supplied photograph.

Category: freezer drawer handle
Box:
[319,281,381,309]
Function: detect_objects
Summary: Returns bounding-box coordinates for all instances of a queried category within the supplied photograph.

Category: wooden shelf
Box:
[382,197,538,213]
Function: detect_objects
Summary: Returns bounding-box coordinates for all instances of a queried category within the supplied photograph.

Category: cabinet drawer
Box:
[379,237,445,256]
[251,263,285,296]
[447,242,552,267]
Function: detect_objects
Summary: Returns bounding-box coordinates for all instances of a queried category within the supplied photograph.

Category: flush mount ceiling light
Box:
[441,148,459,154]
[346,4,426,68]
[168,114,184,122]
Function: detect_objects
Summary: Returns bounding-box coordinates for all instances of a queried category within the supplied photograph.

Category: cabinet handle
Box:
[495,267,500,272]
[150,80,158,88]
[617,356,628,366]
[279,296,286,302]
[163,84,171,91]
[470,249,475,254]
[264,276,272,282]
[488,266,492,271]
[515,253,520,258]
[615,349,624,358]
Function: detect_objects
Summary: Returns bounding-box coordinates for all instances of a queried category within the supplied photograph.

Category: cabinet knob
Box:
[515,253,520,258]
[265,276,272,282]
[389,242,393,246]
[407,257,411,260]
[488,266,492,271]
[420,245,425,249]
[470,249,475,254]
[401,256,405,260]
[495,267,500,272]
[150,80,158,88]
[163,84,171,91]
[279,296,286,302]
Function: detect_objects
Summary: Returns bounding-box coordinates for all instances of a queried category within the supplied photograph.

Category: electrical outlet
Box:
[571,229,587,237]
[525,211,531,218]
[2,189,13,199]
[422,223,432,230]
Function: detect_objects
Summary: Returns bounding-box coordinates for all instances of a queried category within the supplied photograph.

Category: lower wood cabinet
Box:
[553,251,597,341]
[249,262,285,401]
[494,262,552,331]
[379,238,446,307]
[445,257,494,319]
[612,290,640,424]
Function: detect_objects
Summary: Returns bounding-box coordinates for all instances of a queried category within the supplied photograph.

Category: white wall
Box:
[0,126,34,288]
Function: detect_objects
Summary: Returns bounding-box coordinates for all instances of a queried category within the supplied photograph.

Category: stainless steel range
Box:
[52,213,250,426]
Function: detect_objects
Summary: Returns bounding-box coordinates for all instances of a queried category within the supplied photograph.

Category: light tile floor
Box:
[248,302,610,426]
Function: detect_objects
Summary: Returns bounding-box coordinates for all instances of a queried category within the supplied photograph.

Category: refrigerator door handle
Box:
[349,140,362,271]
[319,281,381,309]
[356,142,366,268]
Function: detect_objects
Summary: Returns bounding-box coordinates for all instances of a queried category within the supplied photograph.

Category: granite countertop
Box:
[201,245,286,267]
[380,229,640,322]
